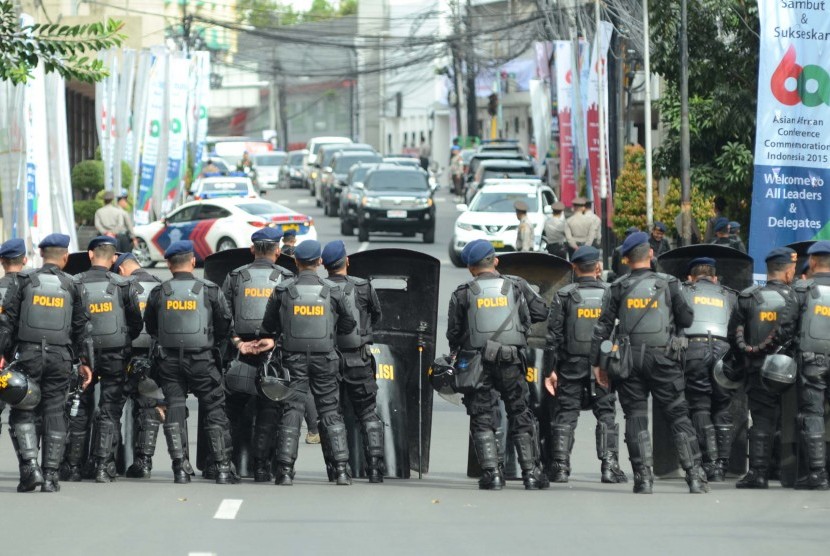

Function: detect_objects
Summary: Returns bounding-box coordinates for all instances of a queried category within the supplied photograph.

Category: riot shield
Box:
[788,240,815,278]
[466,252,572,478]
[63,252,91,276]
[654,245,754,477]
[346,249,440,478]
[204,248,297,286]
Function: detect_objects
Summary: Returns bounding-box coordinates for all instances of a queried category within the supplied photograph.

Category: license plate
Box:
[490,240,504,248]
[387,210,407,218]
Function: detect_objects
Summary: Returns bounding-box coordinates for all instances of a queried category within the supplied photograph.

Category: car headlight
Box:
[456,222,473,231]
[362,197,381,208]
[310,171,318,179]
[415,197,433,208]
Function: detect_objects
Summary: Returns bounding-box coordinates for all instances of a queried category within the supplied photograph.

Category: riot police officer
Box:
[112,251,166,479]
[281,230,297,257]
[67,237,142,483]
[321,240,385,483]
[257,240,357,485]
[446,239,549,490]
[730,247,800,489]
[0,239,28,437]
[792,241,830,490]
[681,257,738,482]
[143,240,238,484]
[545,246,627,484]
[222,227,294,482]
[0,234,93,493]
[590,232,707,494]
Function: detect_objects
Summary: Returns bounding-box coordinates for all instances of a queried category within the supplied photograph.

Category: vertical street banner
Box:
[0,81,25,243]
[574,37,590,172]
[749,3,830,280]
[587,21,614,222]
[24,63,51,253]
[190,52,211,179]
[554,40,576,205]
[95,50,118,191]
[45,73,78,251]
[129,50,154,202]
[135,50,167,226]
[162,55,191,215]
[113,49,136,195]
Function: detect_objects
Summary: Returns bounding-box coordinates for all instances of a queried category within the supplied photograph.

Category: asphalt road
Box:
[1,186,828,556]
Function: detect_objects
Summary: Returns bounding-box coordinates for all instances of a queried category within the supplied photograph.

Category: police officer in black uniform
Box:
[321,240,386,483]
[257,240,357,485]
[0,239,28,438]
[66,237,142,483]
[681,257,738,482]
[590,232,707,494]
[545,246,627,484]
[792,241,830,490]
[111,251,166,479]
[711,218,746,253]
[143,240,238,484]
[222,227,294,482]
[447,239,549,490]
[0,233,93,493]
[730,247,800,489]
[610,227,639,282]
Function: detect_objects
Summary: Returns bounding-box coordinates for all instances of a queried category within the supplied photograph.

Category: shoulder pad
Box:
[107,272,128,285]
[275,277,295,291]
[346,275,368,287]
[739,284,761,298]
[793,279,814,293]
[321,277,341,290]
[196,276,218,289]
[721,284,739,295]
[275,265,294,277]
[611,273,631,289]
[654,272,675,284]
[18,268,36,278]
[557,283,578,297]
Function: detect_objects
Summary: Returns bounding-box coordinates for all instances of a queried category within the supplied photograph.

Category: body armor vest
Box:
[233,266,288,337]
[743,286,787,347]
[0,274,16,314]
[336,277,364,350]
[619,275,671,347]
[466,277,526,349]
[561,283,606,356]
[682,280,731,339]
[17,271,73,345]
[157,279,212,349]
[131,279,160,350]
[280,281,336,353]
[798,282,830,353]
[82,275,129,350]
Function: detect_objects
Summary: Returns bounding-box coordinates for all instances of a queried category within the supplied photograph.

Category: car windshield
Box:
[482,167,534,181]
[365,171,429,192]
[202,181,249,192]
[470,191,539,213]
[254,154,286,166]
[237,202,294,216]
[335,154,381,173]
[387,159,420,168]
[350,165,376,183]
[288,153,305,166]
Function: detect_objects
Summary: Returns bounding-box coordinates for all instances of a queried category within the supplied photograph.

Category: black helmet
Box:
[0,362,41,410]
[256,354,291,402]
[127,356,152,381]
[760,353,796,393]
[429,356,462,406]
[713,353,743,390]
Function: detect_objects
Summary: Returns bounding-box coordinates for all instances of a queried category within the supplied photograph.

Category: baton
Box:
[417,321,428,480]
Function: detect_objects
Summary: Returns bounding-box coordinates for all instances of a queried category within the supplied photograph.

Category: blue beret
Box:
[572,245,600,264]
[807,240,830,256]
[461,239,495,266]
[164,240,194,259]
[652,222,667,232]
[620,231,649,257]
[322,240,347,267]
[713,217,730,233]
[294,239,322,262]
[765,247,797,264]
[625,226,640,237]
[729,221,740,231]
[251,227,283,243]
[282,229,297,239]
[0,238,26,259]
[112,251,137,273]
[687,257,716,274]
[88,235,117,250]
[38,233,70,249]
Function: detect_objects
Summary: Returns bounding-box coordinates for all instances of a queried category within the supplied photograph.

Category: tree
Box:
[0,1,124,84]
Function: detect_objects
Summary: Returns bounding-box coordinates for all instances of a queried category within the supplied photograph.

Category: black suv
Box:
[350,164,435,243]
[322,150,382,217]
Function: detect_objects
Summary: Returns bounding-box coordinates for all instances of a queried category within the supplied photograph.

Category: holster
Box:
[666,336,688,362]
[483,340,501,364]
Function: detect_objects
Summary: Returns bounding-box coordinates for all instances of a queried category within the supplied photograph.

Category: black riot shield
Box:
[788,240,815,278]
[204,247,297,286]
[466,253,572,478]
[654,245,754,477]
[345,249,440,478]
[63,252,91,276]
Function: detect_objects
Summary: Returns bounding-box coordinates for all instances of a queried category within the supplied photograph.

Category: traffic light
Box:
[487,93,498,116]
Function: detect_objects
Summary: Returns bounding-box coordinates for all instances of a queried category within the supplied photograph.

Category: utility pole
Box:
[679,0,692,245]
[464,0,478,140]
[642,0,654,228]
[450,0,464,138]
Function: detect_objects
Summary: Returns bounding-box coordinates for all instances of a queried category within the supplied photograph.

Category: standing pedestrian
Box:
[648,222,672,257]
[94,191,131,251]
[419,136,431,171]
[566,198,597,255]
[542,202,570,259]
[514,201,535,252]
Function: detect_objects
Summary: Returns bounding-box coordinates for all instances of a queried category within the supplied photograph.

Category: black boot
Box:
[697,421,721,482]
[93,421,118,483]
[126,412,160,479]
[325,423,351,486]
[318,424,336,483]
[362,420,386,484]
[676,432,709,494]
[625,429,653,494]
[548,424,571,483]
[274,425,300,486]
[164,423,191,484]
[514,431,548,490]
[714,424,733,481]
[207,426,239,485]
[252,421,276,483]
[60,430,87,482]
[41,430,66,493]
[795,426,830,491]
[473,431,504,490]
[12,424,44,493]
[736,428,770,489]
[597,423,628,483]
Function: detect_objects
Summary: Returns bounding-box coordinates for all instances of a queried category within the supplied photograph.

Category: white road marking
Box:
[213,499,243,520]
[188,552,216,556]
[358,242,370,252]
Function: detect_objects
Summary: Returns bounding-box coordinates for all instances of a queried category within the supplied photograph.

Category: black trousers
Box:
[684,340,733,427]
[467,361,535,437]
[799,352,830,434]
[341,349,380,424]
[279,351,343,430]
[550,357,616,430]
[157,348,229,432]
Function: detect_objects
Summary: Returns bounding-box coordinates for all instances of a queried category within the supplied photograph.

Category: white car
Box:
[449,181,557,267]
[133,198,317,266]
[253,151,287,189]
